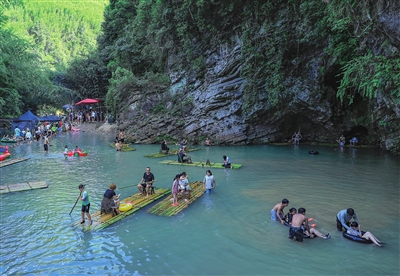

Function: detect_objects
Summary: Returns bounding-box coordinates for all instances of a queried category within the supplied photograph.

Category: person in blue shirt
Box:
[349,137,358,146]
[336,208,358,231]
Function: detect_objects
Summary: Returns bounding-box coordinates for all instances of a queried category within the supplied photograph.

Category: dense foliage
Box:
[96,0,399,117]
[0,0,107,117]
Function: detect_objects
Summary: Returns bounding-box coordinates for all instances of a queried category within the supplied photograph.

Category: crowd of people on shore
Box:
[271,199,383,246]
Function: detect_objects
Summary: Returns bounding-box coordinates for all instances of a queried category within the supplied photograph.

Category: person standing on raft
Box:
[78,184,92,225]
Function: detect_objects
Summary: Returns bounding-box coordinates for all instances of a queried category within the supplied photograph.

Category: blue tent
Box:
[12,110,40,131]
[39,115,60,122]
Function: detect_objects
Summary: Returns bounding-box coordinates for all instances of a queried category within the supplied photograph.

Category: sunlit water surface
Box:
[0,131,399,275]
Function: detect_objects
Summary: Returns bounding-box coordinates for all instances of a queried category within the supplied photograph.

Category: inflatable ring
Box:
[342,231,373,244]
[309,150,319,155]
[119,202,133,212]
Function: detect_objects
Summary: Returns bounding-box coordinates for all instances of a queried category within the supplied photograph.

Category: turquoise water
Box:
[0,132,399,275]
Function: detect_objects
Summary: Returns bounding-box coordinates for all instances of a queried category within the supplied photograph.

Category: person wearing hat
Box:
[78,184,92,224]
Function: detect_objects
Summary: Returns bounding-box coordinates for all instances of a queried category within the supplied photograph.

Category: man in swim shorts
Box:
[289,207,309,242]
[271,198,289,224]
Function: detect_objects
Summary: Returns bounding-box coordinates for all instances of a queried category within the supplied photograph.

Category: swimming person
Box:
[284,207,297,226]
[271,198,289,224]
[78,184,92,225]
[203,170,216,193]
[337,208,358,231]
[64,145,69,153]
[347,222,382,246]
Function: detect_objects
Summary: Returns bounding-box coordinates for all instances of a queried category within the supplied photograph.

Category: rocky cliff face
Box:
[117,1,400,154]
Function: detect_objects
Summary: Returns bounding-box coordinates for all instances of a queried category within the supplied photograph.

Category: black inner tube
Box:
[308,150,319,155]
[342,231,373,244]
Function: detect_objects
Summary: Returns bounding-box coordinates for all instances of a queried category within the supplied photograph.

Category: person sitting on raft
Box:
[347,222,382,246]
[100,183,120,216]
[271,198,289,224]
[74,146,82,152]
[115,139,121,151]
[177,149,192,163]
[222,155,232,168]
[161,139,169,154]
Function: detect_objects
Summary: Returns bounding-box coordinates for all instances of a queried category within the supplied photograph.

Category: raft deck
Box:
[109,143,136,151]
[0,181,48,194]
[159,160,242,169]
[0,158,29,168]
[72,188,171,231]
[148,181,205,216]
[144,148,200,158]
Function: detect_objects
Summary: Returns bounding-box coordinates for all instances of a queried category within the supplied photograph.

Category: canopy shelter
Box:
[12,110,40,131]
[39,115,60,122]
[75,98,100,105]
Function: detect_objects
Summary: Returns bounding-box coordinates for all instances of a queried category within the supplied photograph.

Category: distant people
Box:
[115,139,121,151]
[25,130,32,144]
[179,139,187,150]
[161,139,169,154]
[179,172,191,201]
[222,155,232,168]
[203,170,216,193]
[137,167,155,197]
[349,137,358,146]
[64,145,69,153]
[119,131,125,145]
[100,183,120,216]
[291,131,302,144]
[205,138,212,146]
[288,207,309,242]
[44,135,50,152]
[171,174,180,206]
[74,146,81,152]
[347,222,382,246]
[336,208,358,231]
[78,184,92,225]
[337,135,346,147]
[271,198,289,224]
[14,126,21,140]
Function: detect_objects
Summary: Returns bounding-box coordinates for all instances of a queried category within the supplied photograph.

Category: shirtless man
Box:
[337,135,346,147]
[271,198,289,224]
[289,207,309,242]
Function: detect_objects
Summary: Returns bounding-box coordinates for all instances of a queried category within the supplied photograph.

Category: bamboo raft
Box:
[148,181,205,216]
[72,188,171,231]
[109,143,136,151]
[159,160,242,169]
[0,181,48,194]
[0,158,29,168]
[144,148,200,158]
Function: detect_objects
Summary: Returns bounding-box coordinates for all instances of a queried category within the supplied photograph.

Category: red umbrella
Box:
[75,98,100,105]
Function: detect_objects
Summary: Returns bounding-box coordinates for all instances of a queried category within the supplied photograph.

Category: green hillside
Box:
[4,0,108,69]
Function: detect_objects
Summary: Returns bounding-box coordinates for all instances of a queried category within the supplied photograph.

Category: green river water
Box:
[0,131,399,275]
